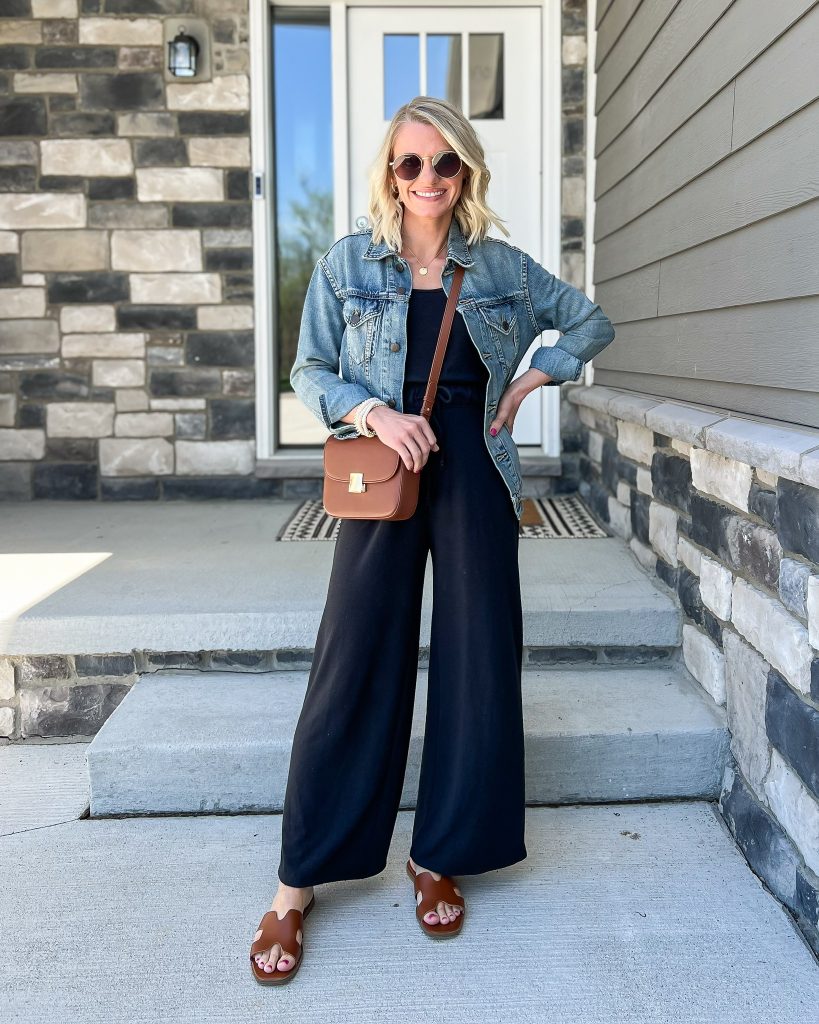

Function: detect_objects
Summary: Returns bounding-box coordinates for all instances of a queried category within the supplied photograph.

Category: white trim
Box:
[249,0,275,459]
[541,0,562,457]
[584,0,598,388]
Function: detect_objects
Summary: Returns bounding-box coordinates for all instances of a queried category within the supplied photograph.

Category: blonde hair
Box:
[366,96,510,253]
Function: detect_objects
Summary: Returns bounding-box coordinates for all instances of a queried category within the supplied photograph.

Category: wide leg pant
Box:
[277,380,527,886]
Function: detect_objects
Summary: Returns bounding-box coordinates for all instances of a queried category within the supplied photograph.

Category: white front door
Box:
[347,5,550,447]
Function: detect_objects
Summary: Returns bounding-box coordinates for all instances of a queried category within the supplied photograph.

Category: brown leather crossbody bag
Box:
[323,263,465,520]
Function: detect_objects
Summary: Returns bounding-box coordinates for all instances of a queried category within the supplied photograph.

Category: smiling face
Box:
[390,121,467,224]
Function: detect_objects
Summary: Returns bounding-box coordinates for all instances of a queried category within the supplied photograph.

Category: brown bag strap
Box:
[417,263,465,421]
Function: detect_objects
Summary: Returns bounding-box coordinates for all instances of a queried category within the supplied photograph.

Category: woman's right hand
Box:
[366,406,439,473]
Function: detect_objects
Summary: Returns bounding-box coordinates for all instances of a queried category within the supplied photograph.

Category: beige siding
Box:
[591,0,819,427]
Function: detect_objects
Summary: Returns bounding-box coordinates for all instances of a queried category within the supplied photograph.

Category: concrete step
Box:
[86,664,729,816]
[2,501,680,656]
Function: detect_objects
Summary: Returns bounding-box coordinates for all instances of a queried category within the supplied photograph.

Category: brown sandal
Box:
[406,859,465,938]
[250,893,316,985]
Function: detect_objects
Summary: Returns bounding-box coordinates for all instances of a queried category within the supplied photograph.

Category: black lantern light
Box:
[168,26,199,78]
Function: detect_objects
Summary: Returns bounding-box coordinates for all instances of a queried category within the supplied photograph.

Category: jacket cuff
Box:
[527,344,583,384]
[319,382,374,431]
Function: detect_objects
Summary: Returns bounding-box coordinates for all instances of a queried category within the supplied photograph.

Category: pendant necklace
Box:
[401,237,447,276]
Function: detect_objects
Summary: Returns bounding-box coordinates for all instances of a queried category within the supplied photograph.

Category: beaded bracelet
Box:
[354,397,387,437]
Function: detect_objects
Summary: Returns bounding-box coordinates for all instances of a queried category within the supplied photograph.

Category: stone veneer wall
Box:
[570,383,819,955]
[0,0,590,499]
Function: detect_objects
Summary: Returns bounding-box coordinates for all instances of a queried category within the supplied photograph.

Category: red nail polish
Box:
[490,427,497,436]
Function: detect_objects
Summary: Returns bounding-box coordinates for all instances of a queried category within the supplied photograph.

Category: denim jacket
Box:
[290,216,615,520]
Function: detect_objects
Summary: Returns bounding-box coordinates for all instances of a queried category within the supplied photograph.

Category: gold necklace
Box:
[401,237,447,276]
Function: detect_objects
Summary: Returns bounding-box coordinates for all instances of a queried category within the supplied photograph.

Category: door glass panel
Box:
[469,32,504,119]
[383,33,419,119]
[273,9,335,446]
[427,34,462,108]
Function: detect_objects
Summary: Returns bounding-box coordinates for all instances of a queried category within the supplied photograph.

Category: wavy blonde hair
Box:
[366,96,510,253]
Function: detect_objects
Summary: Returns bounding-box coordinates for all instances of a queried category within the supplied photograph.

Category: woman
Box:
[250,96,615,984]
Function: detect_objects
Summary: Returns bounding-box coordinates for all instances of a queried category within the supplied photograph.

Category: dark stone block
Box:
[527,647,596,665]
[148,367,221,397]
[75,653,137,676]
[749,480,777,527]
[18,402,44,428]
[88,176,135,200]
[719,766,799,910]
[0,463,31,500]
[186,331,254,367]
[52,111,116,136]
[117,304,197,330]
[0,0,31,17]
[171,202,252,228]
[21,682,129,739]
[223,272,253,302]
[652,432,672,447]
[39,175,84,190]
[48,94,76,112]
[42,20,78,46]
[19,370,90,401]
[144,651,204,670]
[45,437,96,461]
[689,492,743,561]
[0,252,18,283]
[204,247,253,271]
[561,217,584,240]
[0,97,47,136]
[795,866,819,954]
[765,667,819,803]
[213,19,236,44]
[651,449,692,514]
[226,168,250,200]
[0,47,30,70]
[106,0,195,13]
[134,137,187,167]
[17,654,72,684]
[777,477,819,563]
[601,646,674,664]
[562,67,584,108]
[563,116,584,155]
[209,398,255,439]
[81,0,102,11]
[813,658,819,703]
[0,165,36,192]
[655,557,678,590]
[80,72,164,110]
[36,47,117,69]
[0,72,9,93]
[586,479,610,524]
[47,272,129,304]
[33,462,98,499]
[101,476,160,500]
[630,489,650,544]
[599,434,619,492]
[161,476,282,499]
[724,518,782,591]
[176,111,249,135]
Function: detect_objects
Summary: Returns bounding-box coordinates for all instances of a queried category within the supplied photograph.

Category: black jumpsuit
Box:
[277,287,527,886]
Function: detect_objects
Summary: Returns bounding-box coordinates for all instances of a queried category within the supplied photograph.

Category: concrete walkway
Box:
[1,743,817,1022]
[0,499,679,654]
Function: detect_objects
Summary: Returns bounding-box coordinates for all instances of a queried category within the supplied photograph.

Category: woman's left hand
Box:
[488,369,552,436]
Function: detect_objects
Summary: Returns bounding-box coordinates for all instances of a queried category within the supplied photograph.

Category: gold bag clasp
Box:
[348,472,366,493]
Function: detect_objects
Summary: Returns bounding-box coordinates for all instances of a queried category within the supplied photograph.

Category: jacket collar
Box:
[363,215,475,268]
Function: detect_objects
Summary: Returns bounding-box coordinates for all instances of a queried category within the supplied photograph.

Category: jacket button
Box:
[501,319,509,331]
[397,286,406,295]
[395,260,405,271]
[349,310,360,325]
[390,342,400,351]
[387,398,396,408]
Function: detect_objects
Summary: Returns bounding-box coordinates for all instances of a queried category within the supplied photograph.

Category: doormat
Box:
[276,495,608,541]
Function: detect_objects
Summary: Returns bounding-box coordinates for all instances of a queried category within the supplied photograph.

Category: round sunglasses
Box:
[389,150,463,181]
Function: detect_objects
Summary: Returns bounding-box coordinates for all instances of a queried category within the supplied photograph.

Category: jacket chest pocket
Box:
[342,296,382,367]
[477,301,518,370]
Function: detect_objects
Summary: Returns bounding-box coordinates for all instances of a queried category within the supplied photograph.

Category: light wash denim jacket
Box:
[290,217,615,520]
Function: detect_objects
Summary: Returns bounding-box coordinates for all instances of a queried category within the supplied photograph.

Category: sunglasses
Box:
[389,150,463,181]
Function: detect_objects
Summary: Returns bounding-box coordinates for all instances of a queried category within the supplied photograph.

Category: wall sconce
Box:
[168,26,200,78]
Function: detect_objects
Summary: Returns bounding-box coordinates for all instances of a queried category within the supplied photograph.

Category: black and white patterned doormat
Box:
[277,495,608,540]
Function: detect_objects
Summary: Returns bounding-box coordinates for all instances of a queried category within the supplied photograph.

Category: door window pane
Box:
[384,34,419,120]
[427,34,462,109]
[273,9,334,446]
[469,33,503,119]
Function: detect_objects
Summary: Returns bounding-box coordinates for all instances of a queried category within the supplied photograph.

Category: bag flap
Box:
[324,435,402,484]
